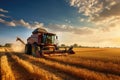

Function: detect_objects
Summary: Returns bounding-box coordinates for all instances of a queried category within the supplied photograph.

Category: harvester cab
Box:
[17,28,75,57]
[28,28,58,50]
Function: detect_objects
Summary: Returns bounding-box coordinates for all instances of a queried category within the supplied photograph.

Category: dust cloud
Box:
[11,41,25,53]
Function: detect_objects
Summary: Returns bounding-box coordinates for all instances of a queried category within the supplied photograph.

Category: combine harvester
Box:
[16,28,75,57]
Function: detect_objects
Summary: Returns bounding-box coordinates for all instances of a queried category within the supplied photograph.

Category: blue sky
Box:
[0,0,120,47]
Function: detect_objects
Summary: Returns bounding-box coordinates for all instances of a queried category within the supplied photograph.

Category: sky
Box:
[0,0,120,47]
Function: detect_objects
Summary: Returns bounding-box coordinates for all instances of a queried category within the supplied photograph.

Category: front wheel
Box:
[25,43,32,55]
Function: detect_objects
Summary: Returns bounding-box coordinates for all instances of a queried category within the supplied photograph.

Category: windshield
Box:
[42,34,55,44]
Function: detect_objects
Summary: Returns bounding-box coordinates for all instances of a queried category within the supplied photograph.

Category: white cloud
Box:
[0,18,44,29]
[65,19,71,23]
[0,8,8,13]
[47,24,94,35]
[0,14,9,18]
[13,19,44,29]
[70,0,120,24]
[0,8,44,29]
[80,18,84,22]
[0,18,4,22]
[70,0,104,17]
[0,18,16,26]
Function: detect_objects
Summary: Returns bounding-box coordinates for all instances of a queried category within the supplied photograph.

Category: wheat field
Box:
[0,47,120,80]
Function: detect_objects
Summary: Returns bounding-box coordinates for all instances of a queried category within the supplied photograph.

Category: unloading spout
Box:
[16,37,26,45]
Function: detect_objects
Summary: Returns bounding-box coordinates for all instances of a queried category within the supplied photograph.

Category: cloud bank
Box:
[70,0,120,25]
[67,0,120,36]
[0,18,44,29]
[47,24,94,35]
[0,14,9,18]
[0,8,8,13]
[0,8,44,29]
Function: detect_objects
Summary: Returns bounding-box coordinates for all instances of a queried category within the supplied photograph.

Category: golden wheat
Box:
[44,56,120,75]
[70,55,120,64]
[1,55,15,80]
[2,47,120,80]
[72,48,120,64]
[21,54,120,80]
[0,48,5,52]
[12,55,61,80]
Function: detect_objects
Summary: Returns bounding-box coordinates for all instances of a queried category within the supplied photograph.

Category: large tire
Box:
[25,43,32,55]
[54,45,59,50]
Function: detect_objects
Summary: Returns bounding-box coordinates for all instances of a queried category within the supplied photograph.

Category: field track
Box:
[0,47,120,80]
